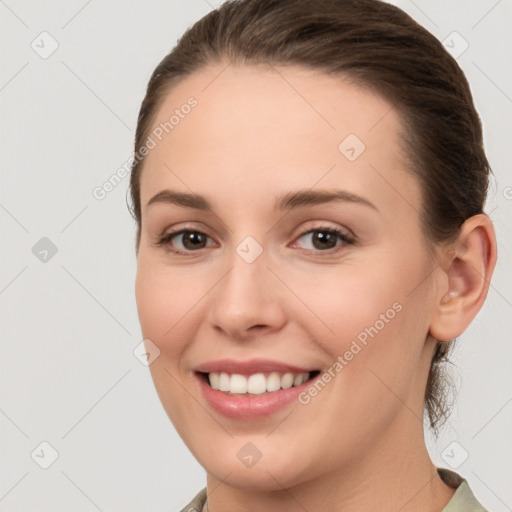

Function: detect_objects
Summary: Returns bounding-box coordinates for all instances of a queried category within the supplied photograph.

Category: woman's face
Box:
[135,63,442,489]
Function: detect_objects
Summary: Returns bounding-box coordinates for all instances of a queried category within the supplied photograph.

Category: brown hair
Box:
[129,0,491,436]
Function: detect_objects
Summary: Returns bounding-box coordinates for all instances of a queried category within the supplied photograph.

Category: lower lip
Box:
[196,373,312,419]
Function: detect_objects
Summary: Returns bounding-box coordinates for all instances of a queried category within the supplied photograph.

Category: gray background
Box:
[1,1,510,511]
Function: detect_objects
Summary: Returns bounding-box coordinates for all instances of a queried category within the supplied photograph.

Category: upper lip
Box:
[195,358,315,375]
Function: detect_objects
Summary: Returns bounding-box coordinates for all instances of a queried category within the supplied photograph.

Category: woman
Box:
[129,0,497,510]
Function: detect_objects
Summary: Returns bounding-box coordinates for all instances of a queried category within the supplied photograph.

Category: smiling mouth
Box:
[197,370,321,396]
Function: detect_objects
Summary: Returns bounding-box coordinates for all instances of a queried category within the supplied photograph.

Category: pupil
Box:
[184,231,205,249]
[314,231,336,249]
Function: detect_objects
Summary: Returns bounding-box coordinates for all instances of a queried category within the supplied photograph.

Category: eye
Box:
[156,229,216,255]
[155,224,355,256]
[292,225,355,252]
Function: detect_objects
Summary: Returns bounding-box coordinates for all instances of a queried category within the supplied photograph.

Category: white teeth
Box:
[293,373,304,386]
[247,373,267,394]
[219,372,230,392]
[207,371,310,394]
[281,373,294,389]
[209,372,220,390]
[266,372,281,392]
[230,374,247,394]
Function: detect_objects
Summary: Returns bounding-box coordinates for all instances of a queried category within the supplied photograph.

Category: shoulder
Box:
[438,467,490,512]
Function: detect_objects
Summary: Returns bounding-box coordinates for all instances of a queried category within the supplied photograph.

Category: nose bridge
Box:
[208,233,285,336]
[220,234,270,306]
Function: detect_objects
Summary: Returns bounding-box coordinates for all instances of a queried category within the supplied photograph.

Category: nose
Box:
[207,245,287,341]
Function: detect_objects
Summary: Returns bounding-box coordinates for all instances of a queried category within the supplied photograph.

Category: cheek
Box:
[135,258,203,430]
[286,248,432,401]
[282,258,406,352]
[135,256,203,351]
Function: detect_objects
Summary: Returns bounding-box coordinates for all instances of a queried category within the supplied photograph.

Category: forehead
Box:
[139,62,419,219]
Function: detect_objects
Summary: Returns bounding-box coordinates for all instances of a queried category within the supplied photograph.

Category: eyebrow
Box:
[146,188,378,212]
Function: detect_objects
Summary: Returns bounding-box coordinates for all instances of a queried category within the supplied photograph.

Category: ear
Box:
[429,214,497,342]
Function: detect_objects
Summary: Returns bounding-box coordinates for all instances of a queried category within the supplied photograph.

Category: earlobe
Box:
[429,214,497,342]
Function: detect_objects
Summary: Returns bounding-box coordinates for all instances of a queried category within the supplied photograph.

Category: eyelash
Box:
[155,225,356,256]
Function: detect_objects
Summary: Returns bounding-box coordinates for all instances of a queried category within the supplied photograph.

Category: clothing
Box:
[178,467,489,511]
[437,468,489,512]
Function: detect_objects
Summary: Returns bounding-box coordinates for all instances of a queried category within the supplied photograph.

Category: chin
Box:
[200,449,315,492]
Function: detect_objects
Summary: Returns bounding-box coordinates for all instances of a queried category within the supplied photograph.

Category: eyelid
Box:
[290,220,355,242]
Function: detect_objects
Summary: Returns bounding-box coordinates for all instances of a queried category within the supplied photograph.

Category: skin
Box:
[134,62,496,512]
